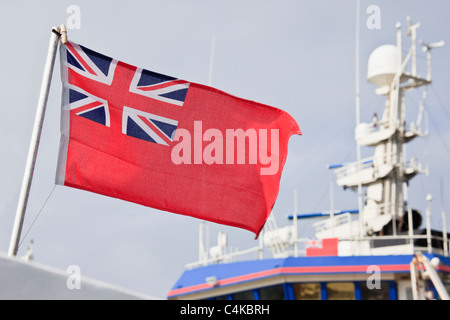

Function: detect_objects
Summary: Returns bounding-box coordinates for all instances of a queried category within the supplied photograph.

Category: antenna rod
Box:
[441,178,448,256]
[293,188,298,257]
[8,27,61,256]
[355,0,364,236]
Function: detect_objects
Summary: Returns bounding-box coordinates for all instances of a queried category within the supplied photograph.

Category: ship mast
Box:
[376,18,432,235]
[387,22,408,235]
[328,17,443,239]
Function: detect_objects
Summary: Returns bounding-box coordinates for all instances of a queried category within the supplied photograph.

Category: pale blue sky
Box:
[1,0,450,298]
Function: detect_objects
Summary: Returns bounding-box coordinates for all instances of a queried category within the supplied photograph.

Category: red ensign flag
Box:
[56,41,301,236]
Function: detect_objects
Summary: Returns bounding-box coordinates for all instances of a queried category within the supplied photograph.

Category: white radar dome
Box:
[367,44,399,89]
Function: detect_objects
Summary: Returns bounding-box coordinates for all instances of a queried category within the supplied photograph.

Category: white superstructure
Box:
[325,18,440,242]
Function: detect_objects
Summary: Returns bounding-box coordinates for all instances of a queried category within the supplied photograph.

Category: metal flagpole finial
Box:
[60,24,68,44]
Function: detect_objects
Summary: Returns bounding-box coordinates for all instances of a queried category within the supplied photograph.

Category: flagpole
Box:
[8,26,62,256]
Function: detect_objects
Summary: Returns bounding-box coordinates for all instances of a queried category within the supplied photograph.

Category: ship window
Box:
[326,282,355,300]
[232,289,255,300]
[360,281,390,300]
[258,284,285,300]
[293,283,321,300]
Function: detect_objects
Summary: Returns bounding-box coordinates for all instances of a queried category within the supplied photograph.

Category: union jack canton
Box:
[61,41,189,146]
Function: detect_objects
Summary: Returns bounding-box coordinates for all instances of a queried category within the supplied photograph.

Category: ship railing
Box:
[313,212,353,234]
[186,200,448,268]
[185,231,449,269]
[403,157,427,177]
[185,236,312,269]
[329,156,374,179]
[331,233,450,257]
[330,157,424,183]
[288,232,450,257]
[185,245,263,269]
